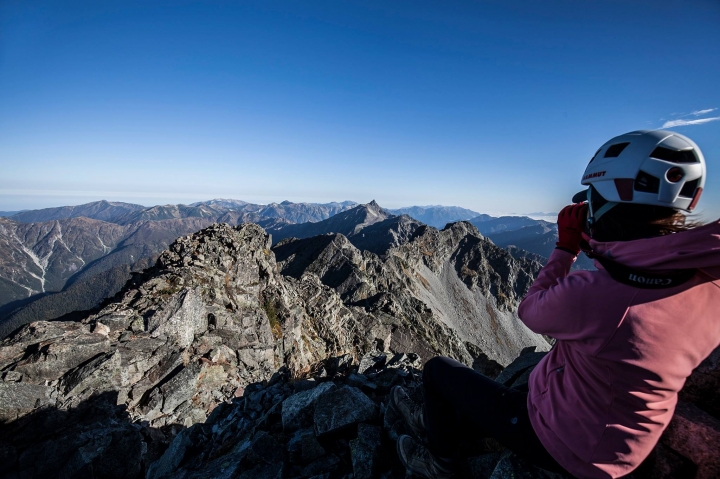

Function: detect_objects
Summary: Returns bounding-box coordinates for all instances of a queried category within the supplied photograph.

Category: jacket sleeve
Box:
[518,248,592,340]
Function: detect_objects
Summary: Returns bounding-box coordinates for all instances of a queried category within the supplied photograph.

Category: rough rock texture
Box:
[275,221,549,367]
[0,221,544,446]
[0,216,219,335]
[0,200,358,333]
[1,220,716,478]
[2,346,719,478]
[2,351,569,479]
[313,385,378,437]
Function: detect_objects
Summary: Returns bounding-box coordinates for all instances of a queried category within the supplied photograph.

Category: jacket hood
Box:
[586,219,720,280]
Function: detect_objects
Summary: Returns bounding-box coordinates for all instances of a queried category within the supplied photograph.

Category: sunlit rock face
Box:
[0,220,554,477]
[0,220,717,478]
[0,220,546,427]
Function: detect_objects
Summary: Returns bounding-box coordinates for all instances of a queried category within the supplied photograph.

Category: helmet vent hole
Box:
[650,147,698,164]
[604,142,630,158]
[634,171,660,194]
[666,167,684,183]
[679,179,699,198]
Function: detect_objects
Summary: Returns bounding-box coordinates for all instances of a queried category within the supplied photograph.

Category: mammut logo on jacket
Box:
[628,274,672,286]
[582,171,606,181]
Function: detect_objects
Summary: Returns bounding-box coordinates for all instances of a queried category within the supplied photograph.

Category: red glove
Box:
[556,203,589,255]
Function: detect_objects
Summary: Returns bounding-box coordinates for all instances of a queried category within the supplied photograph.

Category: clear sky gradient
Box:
[2,0,719,220]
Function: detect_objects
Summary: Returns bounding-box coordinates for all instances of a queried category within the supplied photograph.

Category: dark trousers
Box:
[423,356,565,473]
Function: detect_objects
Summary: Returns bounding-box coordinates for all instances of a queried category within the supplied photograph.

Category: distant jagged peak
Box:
[357,200,392,217]
[440,219,483,237]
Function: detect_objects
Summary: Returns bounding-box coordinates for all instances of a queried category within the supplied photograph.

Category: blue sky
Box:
[2,0,719,220]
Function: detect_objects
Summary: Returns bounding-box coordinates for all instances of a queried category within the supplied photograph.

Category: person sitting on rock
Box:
[392,129,720,478]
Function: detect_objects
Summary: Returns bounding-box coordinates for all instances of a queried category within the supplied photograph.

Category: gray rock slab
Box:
[61,350,123,397]
[292,378,319,392]
[148,288,208,349]
[300,432,326,465]
[358,351,387,374]
[12,333,111,382]
[287,428,314,465]
[56,428,144,479]
[93,311,134,333]
[314,385,378,437]
[0,382,52,422]
[347,372,377,392]
[160,361,203,414]
[147,424,210,479]
[282,381,335,432]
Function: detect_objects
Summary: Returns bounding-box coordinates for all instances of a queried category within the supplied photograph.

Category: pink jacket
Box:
[518,220,720,479]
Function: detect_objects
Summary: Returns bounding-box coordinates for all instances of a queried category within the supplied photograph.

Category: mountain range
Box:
[0,199,583,337]
[7,199,358,226]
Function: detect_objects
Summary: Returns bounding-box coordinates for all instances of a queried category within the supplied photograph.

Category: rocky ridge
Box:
[3,347,718,478]
[1,200,568,333]
[267,201,403,247]
[0,220,548,475]
[0,221,718,478]
[0,221,546,427]
[0,217,221,335]
[0,202,358,333]
[274,221,547,365]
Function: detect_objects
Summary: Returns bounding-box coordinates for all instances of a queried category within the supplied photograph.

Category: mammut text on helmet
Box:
[582,171,606,181]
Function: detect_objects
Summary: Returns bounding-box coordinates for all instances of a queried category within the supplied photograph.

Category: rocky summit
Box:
[0,221,718,478]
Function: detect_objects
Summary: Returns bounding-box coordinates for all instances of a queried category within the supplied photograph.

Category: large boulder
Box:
[281,381,335,432]
[314,385,378,437]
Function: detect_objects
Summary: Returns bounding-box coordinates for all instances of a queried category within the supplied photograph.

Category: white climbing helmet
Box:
[573,130,706,220]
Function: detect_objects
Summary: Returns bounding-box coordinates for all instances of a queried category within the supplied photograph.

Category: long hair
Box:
[591,202,699,242]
